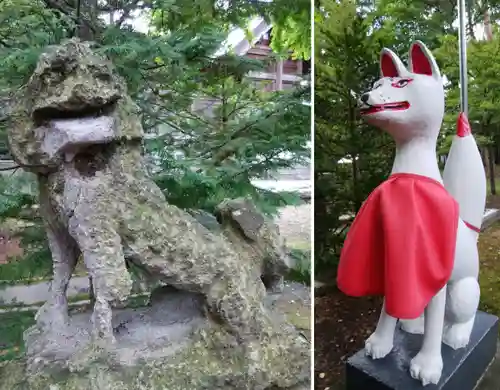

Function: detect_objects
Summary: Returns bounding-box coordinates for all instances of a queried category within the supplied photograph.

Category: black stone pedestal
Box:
[346,311,499,390]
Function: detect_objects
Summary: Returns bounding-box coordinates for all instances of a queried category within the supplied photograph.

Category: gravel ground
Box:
[275,203,311,247]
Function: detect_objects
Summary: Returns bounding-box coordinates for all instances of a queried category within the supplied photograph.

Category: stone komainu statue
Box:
[5,39,309,389]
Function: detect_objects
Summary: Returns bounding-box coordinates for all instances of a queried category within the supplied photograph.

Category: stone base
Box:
[346,311,499,390]
[0,283,311,390]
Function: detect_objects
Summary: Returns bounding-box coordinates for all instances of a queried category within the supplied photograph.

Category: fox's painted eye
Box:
[391,78,413,88]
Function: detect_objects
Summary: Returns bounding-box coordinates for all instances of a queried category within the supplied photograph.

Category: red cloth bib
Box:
[337,173,459,319]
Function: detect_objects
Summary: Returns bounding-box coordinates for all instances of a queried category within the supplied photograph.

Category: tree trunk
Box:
[488,145,496,195]
[480,146,487,168]
[495,140,500,165]
[347,102,361,211]
[467,0,475,40]
[76,0,98,40]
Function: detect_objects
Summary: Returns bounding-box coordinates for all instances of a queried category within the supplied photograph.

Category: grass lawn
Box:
[0,256,87,286]
[478,221,500,317]
[287,240,310,251]
[0,311,35,362]
[0,255,52,284]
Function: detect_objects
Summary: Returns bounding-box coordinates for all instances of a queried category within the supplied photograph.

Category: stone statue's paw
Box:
[410,351,443,386]
[364,332,393,359]
[35,300,69,331]
[443,323,471,349]
[400,316,425,334]
[90,298,117,346]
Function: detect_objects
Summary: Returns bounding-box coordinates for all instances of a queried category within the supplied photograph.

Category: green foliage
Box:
[0,248,52,282]
[146,69,310,214]
[287,248,311,285]
[435,29,500,150]
[0,311,35,361]
[314,0,394,279]
[266,0,311,59]
[152,152,303,215]
[148,0,311,59]
[0,173,52,282]
[0,0,310,281]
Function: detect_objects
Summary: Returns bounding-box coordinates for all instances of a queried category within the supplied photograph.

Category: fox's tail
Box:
[443,113,486,235]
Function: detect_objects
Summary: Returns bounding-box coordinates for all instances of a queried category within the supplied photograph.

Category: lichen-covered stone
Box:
[8,39,142,172]
[5,38,310,389]
[1,284,310,390]
[214,198,293,292]
[188,200,294,293]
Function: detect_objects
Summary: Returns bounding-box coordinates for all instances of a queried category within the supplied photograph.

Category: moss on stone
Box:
[1,325,308,390]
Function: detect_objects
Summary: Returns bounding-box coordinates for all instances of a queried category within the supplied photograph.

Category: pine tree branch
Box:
[42,0,98,35]
[203,109,277,161]
[146,86,213,127]
[229,150,282,180]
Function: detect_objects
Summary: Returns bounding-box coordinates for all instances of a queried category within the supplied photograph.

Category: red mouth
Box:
[360,101,410,115]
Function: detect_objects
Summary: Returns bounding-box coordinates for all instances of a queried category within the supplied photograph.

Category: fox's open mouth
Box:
[360,101,410,115]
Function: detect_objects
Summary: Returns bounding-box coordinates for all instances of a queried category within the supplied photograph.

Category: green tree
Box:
[146,54,310,214]
[314,0,394,279]
[0,0,311,281]
[147,0,311,59]
[434,27,500,193]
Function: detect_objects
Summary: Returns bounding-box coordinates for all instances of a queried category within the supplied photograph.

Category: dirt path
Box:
[314,287,381,390]
[275,204,311,248]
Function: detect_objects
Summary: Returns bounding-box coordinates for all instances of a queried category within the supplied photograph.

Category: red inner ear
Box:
[411,45,433,75]
[381,53,399,77]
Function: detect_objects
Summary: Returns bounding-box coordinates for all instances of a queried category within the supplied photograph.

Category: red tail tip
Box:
[457,112,472,137]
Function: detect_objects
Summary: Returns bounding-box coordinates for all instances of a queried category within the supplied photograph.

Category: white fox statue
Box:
[337,40,487,386]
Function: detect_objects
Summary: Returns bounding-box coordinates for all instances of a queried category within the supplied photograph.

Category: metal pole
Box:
[458,0,468,115]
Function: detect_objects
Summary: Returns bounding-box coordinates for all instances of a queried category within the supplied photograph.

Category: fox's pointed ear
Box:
[408,41,441,80]
[380,48,407,78]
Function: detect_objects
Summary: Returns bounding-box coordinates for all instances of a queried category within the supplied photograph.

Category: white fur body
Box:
[359,41,486,386]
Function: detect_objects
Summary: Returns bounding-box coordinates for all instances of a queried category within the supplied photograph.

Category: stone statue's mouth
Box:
[32,100,117,125]
[35,111,118,162]
[33,100,120,162]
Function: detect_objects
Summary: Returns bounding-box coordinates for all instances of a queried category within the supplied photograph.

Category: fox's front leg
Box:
[410,286,446,386]
[365,300,397,358]
[400,314,425,334]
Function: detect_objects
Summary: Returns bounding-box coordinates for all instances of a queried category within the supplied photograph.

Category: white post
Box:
[458,0,468,115]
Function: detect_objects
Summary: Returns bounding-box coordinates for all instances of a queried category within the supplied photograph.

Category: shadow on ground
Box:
[314,286,381,390]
